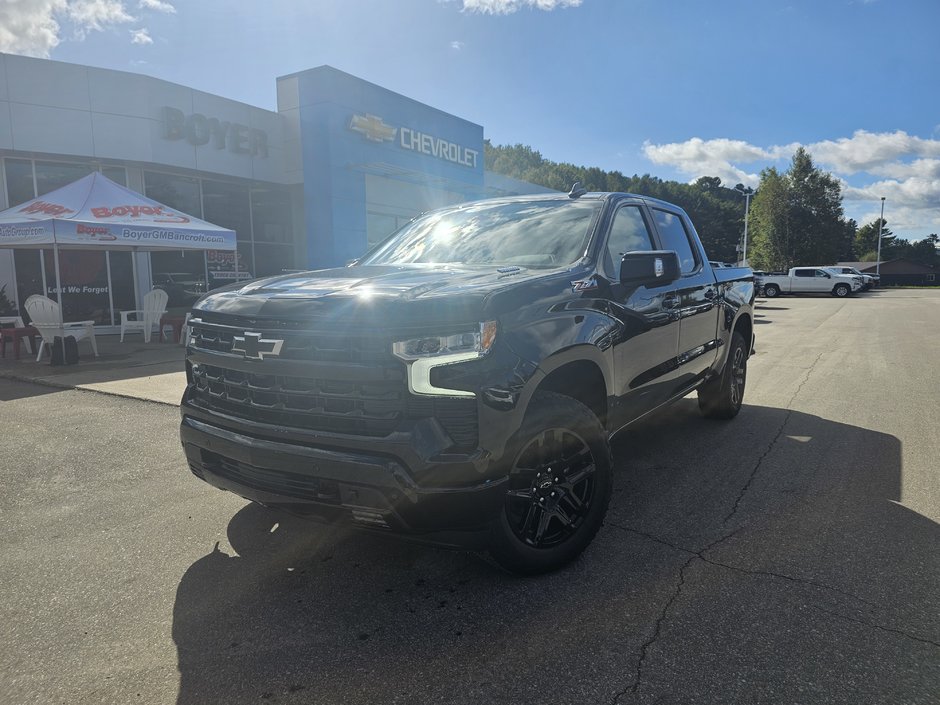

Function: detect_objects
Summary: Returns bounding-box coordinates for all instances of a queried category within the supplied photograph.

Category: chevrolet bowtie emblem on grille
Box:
[349,113,397,142]
[231,332,284,360]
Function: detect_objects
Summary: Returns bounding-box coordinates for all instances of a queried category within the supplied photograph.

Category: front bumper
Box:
[180,411,508,548]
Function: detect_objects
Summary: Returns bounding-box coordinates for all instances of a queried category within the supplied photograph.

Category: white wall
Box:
[0,52,291,184]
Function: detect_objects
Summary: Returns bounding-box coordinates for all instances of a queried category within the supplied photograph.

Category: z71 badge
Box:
[571,276,599,292]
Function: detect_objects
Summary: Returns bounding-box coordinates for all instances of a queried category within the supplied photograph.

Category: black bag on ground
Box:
[64,335,79,364]
[50,336,65,365]
[49,335,79,366]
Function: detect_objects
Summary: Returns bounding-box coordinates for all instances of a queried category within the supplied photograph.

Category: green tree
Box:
[483,142,747,262]
[748,167,791,271]
[855,218,895,259]
[748,148,851,269]
[786,147,846,265]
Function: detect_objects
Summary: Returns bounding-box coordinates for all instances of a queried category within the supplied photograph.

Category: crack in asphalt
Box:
[607,523,875,608]
[813,606,940,649]
[606,522,937,703]
[609,348,849,703]
[610,554,697,705]
[719,349,826,528]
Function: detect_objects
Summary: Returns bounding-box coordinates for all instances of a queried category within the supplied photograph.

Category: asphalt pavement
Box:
[1,289,938,704]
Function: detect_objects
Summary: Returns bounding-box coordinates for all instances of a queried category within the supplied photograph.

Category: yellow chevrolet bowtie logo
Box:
[349,114,397,142]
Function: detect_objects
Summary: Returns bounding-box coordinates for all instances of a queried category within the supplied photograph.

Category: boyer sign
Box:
[162,107,269,158]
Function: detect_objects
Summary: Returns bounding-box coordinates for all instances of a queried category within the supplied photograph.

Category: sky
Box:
[2,0,939,239]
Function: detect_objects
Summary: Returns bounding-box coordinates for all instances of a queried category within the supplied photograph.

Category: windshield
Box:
[359,199,601,269]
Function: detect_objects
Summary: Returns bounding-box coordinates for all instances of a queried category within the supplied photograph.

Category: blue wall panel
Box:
[292,66,484,269]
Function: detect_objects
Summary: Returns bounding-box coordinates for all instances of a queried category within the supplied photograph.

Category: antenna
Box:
[568,182,587,199]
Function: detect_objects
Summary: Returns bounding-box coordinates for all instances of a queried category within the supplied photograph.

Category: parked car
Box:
[825,266,877,290]
[761,267,862,298]
[152,272,207,308]
[180,192,756,574]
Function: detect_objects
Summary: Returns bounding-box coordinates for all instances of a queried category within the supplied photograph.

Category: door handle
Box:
[663,295,680,309]
[704,288,717,300]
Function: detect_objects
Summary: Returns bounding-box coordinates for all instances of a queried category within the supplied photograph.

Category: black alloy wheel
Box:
[488,391,612,575]
[698,330,748,419]
[504,427,597,549]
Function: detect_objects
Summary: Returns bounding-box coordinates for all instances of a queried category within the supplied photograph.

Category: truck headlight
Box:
[393,322,497,397]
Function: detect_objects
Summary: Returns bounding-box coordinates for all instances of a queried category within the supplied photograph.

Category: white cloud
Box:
[130,26,152,44]
[138,0,174,12]
[804,130,940,174]
[455,0,582,14]
[0,0,138,56]
[0,0,67,57]
[643,137,771,188]
[450,40,465,50]
[643,130,940,234]
[67,0,133,33]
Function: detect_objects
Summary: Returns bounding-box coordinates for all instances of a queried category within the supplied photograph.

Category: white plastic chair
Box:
[24,295,98,362]
[120,289,168,343]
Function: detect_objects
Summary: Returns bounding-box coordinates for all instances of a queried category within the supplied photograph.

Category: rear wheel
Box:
[833,283,850,297]
[488,391,612,575]
[698,331,748,419]
[763,284,780,298]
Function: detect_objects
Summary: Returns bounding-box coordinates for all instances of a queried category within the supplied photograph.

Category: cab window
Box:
[602,205,654,278]
[652,209,698,274]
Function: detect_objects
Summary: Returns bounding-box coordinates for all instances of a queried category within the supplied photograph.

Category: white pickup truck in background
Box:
[761,267,863,298]
[825,266,878,290]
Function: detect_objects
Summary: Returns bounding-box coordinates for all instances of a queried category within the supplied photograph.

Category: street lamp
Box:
[733,184,756,266]
[875,197,886,278]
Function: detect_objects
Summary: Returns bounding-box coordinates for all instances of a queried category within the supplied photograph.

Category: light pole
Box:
[875,197,886,278]
[734,184,756,266]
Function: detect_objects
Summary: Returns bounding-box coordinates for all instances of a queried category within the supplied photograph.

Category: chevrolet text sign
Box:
[163,107,269,158]
[349,114,479,169]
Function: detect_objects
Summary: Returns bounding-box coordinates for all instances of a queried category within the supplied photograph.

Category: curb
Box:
[0,370,181,409]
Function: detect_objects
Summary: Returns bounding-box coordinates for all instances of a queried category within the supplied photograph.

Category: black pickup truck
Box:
[180,191,755,574]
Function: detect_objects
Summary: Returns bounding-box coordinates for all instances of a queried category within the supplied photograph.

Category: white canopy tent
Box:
[0,172,236,322]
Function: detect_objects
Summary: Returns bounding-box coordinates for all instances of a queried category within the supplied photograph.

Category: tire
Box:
[832,283,850,297]
[764,284,780,298]
[698,331,748,420]
[488,391,612,575]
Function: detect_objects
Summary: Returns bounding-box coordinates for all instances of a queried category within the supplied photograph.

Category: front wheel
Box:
[763,284,780,298]
[698,331,748,419]
[833,283,850,297]
[488,391,612,575]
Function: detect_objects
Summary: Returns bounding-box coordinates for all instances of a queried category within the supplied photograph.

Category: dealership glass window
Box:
[250,188,292,243]
[4,158,35,207]
[254,243,294,277]
[203,180,253,277]
[13,250,45,317]
[34,161,95,197]
[51,250,113,325]
[144,171,202,219]
[150,250,208,312]
[367,212,413,248]
[108,251,135,323]
[100,166,127,186]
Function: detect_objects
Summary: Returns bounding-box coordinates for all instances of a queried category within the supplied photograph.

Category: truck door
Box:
[649,207,721,394]
[599,202,681,428]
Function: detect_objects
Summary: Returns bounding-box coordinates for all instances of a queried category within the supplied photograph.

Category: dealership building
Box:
[0,52,549,328]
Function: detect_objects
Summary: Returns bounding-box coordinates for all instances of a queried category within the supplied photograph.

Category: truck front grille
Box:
[187,318,479,448]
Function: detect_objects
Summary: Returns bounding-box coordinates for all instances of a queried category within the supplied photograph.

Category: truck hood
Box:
[194,264,561,325]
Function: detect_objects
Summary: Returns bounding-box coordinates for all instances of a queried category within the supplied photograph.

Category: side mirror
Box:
[620,250,680,287]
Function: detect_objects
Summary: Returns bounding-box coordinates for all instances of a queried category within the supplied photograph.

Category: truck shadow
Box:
[172,401,938,704]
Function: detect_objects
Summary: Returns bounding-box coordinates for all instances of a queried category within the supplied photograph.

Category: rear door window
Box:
[652,209,698,274]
